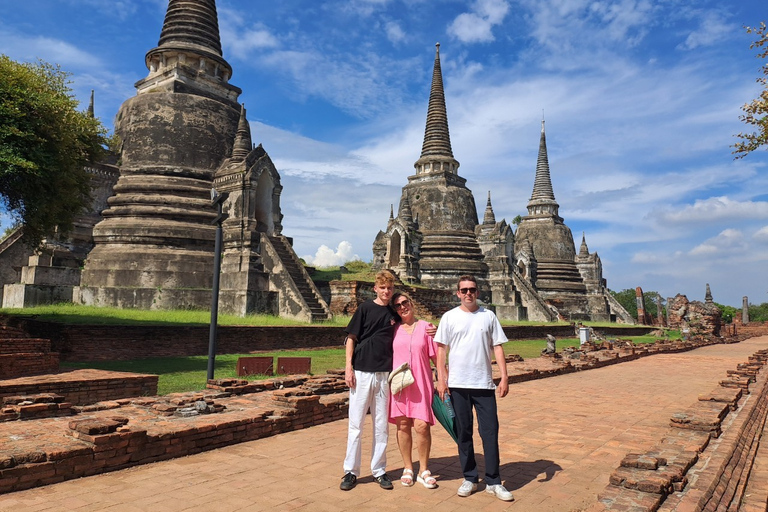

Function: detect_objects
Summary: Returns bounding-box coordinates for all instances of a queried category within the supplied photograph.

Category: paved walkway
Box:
[1,336,767,512]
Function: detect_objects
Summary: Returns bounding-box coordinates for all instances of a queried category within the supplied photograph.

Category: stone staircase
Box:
[268,236,330,322]
[0,322,60,380]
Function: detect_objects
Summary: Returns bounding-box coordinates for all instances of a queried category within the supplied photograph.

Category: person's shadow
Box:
[414,455,562,491]
[499,459,562,490]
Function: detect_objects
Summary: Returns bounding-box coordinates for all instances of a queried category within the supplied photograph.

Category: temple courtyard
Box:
[1,329,768,511]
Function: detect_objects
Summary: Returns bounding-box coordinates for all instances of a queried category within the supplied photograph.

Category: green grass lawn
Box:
[60,333,675,395]
[0,304,350,327]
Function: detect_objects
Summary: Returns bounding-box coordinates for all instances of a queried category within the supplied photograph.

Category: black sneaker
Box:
[375,473,394,490]
[340,472,357,491]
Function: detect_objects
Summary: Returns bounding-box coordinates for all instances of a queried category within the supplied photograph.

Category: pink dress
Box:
[388,320,437,425]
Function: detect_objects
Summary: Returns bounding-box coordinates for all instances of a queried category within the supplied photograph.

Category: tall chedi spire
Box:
[155,0,224,57]
[414,44,459,176]
[527,119,560,218]
[139,0,240,101]
[420,43,453,159]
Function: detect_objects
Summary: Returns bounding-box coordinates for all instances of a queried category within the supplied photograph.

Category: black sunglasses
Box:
[459,287,477,295]
[394,300,411,309]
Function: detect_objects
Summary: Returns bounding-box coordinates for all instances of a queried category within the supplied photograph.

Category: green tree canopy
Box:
[715,303,739,324]
[610,288,664,320]
[733,22,768,158]
[0,55,105,246]
[748,302,768,322]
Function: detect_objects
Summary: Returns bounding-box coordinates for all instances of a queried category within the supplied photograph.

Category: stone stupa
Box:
[73,0,329,321]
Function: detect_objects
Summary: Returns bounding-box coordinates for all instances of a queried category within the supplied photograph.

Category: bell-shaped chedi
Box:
[373,44,488,291]
[77,0,242,309]
[514,121,632,322]
[75,0,329,320]
[514,120,586,296]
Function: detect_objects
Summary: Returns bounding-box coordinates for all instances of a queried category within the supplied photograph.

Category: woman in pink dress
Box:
[389,291,438,489]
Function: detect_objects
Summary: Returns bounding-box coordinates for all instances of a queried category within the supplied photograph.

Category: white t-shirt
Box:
[434,306,508,389]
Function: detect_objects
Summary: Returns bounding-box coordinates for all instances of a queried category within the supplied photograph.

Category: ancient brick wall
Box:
[15,321,658,362]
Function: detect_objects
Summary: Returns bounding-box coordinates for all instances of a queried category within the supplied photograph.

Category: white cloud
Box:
[689,229,746,256]
[753,226,768,242]
[678,11,734,50]
[0,31,100,69]
[588,0,654,46]
[448,0,510,43]
[218,7,280,61]
[385,21,406,44]
[656,197,768,225]
[303,241,359,267]
[65,0,139,20]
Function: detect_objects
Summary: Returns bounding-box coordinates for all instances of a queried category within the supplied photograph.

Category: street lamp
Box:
[207,188,228,381]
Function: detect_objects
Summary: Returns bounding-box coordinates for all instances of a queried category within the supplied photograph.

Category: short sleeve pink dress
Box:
[388,320,437,424]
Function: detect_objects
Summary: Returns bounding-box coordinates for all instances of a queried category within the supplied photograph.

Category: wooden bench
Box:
[276,357,311,375]
[236,356,274,377]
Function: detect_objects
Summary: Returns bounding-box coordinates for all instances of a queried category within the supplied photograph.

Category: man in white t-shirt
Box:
[435,275,513,502]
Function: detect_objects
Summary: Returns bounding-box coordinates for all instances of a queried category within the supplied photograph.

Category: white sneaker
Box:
[485,484,514,501]
[457,480,477,497]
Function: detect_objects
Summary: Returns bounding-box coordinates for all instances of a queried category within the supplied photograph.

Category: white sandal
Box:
[417,469,437,489]
[401,468,415,486]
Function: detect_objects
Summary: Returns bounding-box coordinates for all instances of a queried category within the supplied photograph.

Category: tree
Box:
[610,288,664,320]
[733,22,768,158]
[715,303,738,324]
[0,55,105,246]
[748,302,768,322]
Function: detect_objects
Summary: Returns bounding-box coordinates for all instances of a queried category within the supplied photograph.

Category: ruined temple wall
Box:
[667,294,722,336]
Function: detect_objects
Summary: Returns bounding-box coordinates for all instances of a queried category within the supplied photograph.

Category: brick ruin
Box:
[667,292,722,337]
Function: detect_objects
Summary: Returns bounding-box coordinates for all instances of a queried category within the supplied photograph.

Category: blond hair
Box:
[374,270,395,287]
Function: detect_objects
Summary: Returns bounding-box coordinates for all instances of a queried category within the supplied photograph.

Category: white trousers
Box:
[343,370,390,477]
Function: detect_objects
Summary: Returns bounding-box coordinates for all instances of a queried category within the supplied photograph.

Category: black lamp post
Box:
[207,188,228,381]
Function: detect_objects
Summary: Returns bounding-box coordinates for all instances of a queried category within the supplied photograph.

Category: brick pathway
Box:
[1,336,767,512]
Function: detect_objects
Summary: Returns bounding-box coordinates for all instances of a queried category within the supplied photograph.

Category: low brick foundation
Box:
[592,345,768,512]
[0,374,347,494]
[0,369,158,406]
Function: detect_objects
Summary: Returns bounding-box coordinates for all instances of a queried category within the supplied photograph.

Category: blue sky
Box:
[1,0,766,308]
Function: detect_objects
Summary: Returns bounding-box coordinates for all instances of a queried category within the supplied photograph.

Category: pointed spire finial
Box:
[579,232,589,256]
[231,103,252,161]
[389,204,394,220]
[399,195,413,224]
[483,191,496,225]
[705,283,713,303]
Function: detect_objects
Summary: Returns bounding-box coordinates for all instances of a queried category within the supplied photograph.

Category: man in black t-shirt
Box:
[340,271,399,491]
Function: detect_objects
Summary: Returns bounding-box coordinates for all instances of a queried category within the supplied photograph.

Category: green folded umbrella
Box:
[431,391,458,443]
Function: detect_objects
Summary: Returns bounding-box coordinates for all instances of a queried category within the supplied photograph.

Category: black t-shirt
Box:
[345,300,400,372]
